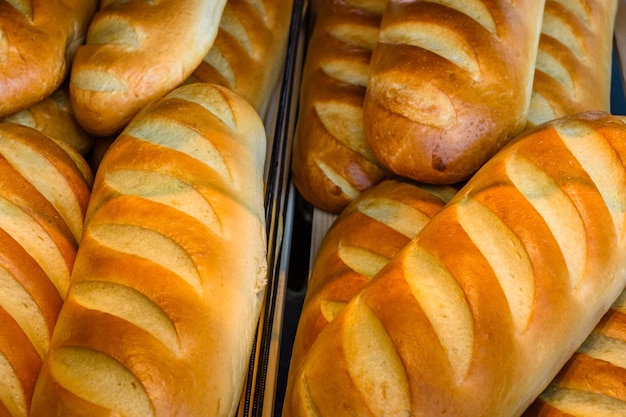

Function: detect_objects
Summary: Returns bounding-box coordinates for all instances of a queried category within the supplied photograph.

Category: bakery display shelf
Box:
[237,0,308,416]
[264,1,626,417]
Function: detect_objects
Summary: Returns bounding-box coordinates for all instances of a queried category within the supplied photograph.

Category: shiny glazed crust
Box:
[29,84,268,417]
[526,0,618,127]
[0,123,92,417]
[523,289,626,416]
[0,0,97,117]
[284,178,455,401]
[363,0,545,184]
[69,0,228,136]
[283,111,626,417]
[290,0,392,214]
[187,0,294,118]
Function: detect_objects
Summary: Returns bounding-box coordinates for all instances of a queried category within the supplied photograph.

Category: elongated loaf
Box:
[523,289,626,416]
[363,0,545,184]
[526,0,618,127]
[282,111,626,417]
[0,0,97,117]
[291,0,391,213]
[285,179,455,393]
[0,123,92,417]
[187,0,294,118]
[70,0,227,136]
[30,83,268,417]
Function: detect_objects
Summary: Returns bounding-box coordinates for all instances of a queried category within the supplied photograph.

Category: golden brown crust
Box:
[30,83,268,417]
[70,0,228,136]
[523,290,626,416]
[291,0,392,214]
[284,179,455,401]
[0,123,91,417]
[363,0,544,184]
[1,85,95,155]
[0,0,97,117]
[282,112,626,417]
[527,0,618,127]
[187,0,294,118]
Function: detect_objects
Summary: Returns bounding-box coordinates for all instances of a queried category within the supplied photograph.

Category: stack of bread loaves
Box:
[0,0,294,415]
[285,1,624,413]
[292,0,620,212]
[284,111,626,417]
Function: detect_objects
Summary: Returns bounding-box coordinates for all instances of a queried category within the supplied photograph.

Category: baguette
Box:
[0,123,92,417]
[285,179,455,396]
[362,0,545,184]
[526,0,618,128]
[69,0,228,136]
[30,83,268,417]
[282,111,626,417]
[522,289,626,416]
[290,0,391,213]
[186,0,294,118]
[0,0,97,117]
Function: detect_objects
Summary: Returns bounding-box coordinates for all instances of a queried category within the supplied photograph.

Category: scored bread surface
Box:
[187,0,294,118]
[0,123,92,417]
[1,85,96,156]
[282,112,626,417]
[70,0,228,136]
[283,178,456,408]
[290,0,391,213]
[523,289,626,416]
[0,0,98,117]
[363,0,545,184]
[29,83,268,417]
[527,0,618,127]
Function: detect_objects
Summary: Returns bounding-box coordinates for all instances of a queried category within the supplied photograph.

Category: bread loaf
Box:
[186,0,294,118]
[0,123,92,417]
[1,85,95,156]
[282,111,626,417]
[526,0,618,128]
[1,85,96,188]
[30,83,268,417]
[523,289,626,416]
[363,0,545,184]
[285,179,455,395]
[69,0,228,136]
[0,0,97,118]
[290,0,391,213]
